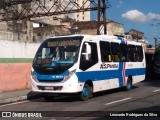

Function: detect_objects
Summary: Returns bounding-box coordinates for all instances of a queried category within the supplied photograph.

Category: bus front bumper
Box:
[31,76,84,94]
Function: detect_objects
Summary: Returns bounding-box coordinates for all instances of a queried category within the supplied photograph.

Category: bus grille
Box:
[37,86,63,91]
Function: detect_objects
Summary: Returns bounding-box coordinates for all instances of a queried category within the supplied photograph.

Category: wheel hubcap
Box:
[82,87,88,97]
[127,80,131,89]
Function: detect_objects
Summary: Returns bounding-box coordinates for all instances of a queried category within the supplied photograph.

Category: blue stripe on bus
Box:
[119,62,124,87]
[34,70,69,81]
[126,68,146,76]
[76,67,145,87]
[118,37,125,44]
[76,62,124,87]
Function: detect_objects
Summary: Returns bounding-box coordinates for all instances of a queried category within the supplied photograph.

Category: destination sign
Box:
[37,59,52,64]
[48,40,80,47]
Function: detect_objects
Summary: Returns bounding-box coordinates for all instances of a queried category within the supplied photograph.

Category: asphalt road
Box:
[0,77,160,120]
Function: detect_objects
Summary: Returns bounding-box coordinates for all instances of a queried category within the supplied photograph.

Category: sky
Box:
[91,0,160,46]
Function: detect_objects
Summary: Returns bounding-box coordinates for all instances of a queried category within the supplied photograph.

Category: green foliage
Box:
[156,45,160,51]
[148,44,153,48]
[0,58,33,63]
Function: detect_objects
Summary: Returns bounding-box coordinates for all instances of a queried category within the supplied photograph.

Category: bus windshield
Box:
[33,36,83,74]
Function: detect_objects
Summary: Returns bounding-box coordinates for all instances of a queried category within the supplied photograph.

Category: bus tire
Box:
[89,85,93,98]
[79,84,91,101]
[43,94,55,101]
[125,78,132,91]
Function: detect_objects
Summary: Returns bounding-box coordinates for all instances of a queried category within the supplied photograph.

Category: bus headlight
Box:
[31,71,39,83]
[63,69,76,82]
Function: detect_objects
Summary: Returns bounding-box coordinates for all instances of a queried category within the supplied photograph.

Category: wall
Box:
[81,29,97,35]
[0,20,33,42]
[73,21,124,36]
[107,22,124,36]
[0,40,40,58]
[0,40,40,92]
[33,25,71,42]
[0,63,31,91]
[146,48,155,53]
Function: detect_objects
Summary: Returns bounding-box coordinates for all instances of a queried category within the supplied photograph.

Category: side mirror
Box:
[82,43,91,61]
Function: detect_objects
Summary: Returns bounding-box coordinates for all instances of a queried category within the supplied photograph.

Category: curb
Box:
[0,92,42,106]
[0,96,27,105]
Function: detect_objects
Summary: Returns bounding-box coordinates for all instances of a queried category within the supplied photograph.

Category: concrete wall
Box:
[81,29,97,35]
[0,40,41,92]
[0,63,31,92]
[107,22,124,36]
[0,20,33,42]
[0,40,40,58]
[33,25,71,42]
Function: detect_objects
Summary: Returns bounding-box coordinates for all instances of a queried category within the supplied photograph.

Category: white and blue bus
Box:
[31,35,146,101]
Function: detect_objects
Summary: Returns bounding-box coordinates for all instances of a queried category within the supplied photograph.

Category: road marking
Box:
[105,97,132,106]
[153,89,160,93]
[0,100,29,107]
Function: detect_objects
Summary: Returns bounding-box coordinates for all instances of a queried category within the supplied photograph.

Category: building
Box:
[125,29,144,41]
[0,2,33,42]
[125,29,148,52]
[0,0,91,42]
[72,20,124,36]
[146,48,155,53]
[31,0,90,22]
[33,23,71,42]
[76,0,90,21]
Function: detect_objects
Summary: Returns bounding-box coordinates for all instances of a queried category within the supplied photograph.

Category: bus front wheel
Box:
[79,84,92,101]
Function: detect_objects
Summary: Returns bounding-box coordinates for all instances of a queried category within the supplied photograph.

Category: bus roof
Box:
[46,34,142,46]
[48,34,117,39]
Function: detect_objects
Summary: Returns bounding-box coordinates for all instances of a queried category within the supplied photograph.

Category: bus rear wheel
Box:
[125,78,132,91]
[79,84,92,101]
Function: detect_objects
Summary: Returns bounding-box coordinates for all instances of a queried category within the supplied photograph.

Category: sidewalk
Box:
[0,88,42,105]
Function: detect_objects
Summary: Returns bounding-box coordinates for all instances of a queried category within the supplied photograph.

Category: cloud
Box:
[117,1,124,8]
[147,12,160,20]
[122,10,160,22]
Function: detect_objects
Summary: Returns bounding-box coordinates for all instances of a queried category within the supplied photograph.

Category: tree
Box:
[148,44,153,48]
[156,44,160,51]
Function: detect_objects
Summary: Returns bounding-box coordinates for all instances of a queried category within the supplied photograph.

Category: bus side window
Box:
[128,45,136,62]
[100,41,111,62]
[80,42,98,71]
[120,44,127,62]
[111,42,121,62]
[136,46,143,62]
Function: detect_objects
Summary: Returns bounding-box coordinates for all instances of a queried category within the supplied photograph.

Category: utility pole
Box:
[137,31,138,42]
[150,18,160,48]
[97,0,111,35]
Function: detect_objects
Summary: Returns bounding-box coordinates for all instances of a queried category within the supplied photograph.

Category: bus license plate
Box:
[44,86,54,90]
